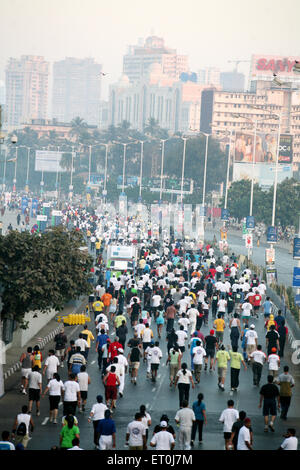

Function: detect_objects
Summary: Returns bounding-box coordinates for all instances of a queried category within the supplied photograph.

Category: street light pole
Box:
[25,147,30,193]
[55,146,60,200]
[88,145,92,187]
[224,130,232,211]
[122,143,127,194]
[2,147,7,193]
[69,147,75,201]
[180,137,187,205]
[159,139,166,203]
[12,146,18,193]
[139,141,144,201]
[103,144,109,203]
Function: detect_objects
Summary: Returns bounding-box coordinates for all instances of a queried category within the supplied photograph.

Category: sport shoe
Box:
[190,440,194,447]
[22,389,27,395]
[53,419,57,424]
[36,411,40,416]
[264,426,268,432]
[269,424,275,432]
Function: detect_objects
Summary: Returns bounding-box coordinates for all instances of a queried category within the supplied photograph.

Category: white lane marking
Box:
[157,374,161,379]
[41,417,49,426]
[91,360,96,365]
[145,403,149,408]
[152,387,156,392]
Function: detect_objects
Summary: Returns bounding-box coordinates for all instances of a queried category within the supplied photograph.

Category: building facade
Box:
[123,36,189,83]
[5,55,49,128]
[52,57,102,125]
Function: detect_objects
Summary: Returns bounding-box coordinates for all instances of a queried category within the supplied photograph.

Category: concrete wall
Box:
[6,309,57,350]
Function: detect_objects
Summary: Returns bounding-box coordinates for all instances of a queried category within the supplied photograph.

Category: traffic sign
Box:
[295,294,300,306]
[293,267,300,287]
[265,248,275,265]
[221,208,230,221]
[293,237,300,259]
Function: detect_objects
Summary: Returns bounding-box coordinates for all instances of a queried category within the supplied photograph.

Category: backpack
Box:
[16,422,26,436]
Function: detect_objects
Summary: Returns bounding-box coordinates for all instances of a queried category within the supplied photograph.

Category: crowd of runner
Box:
[0,203,298,451]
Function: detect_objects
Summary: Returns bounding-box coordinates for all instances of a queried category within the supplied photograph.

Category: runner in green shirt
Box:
[214,345,230,391]
[229,346,247,391]
[60,416,80,449]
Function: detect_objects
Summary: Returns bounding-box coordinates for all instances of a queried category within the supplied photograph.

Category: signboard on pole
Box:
[267,226,277,243]
[265,248,275,265]
[295,294,300,306]
[35,150,71,173]
[293,267,300,287]
[266,266,277,285]
[245,233,253,248]
[37,215,47,222]
[293,237,300,260]
[246,216,255,229]
[221,208,230,221]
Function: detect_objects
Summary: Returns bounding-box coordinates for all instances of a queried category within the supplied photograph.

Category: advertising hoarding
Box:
[250,54,300,80]
[233,162,293,189]
[234,132,293,165]
[35,150,72,172]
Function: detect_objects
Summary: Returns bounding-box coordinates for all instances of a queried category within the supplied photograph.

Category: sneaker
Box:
[49,417,53,423]
[190,440,194,447]
[119,392,123,398]
[199,441,203,444]
[53,419,57,424]
[264,426,268,432]
[60,363,64,368]
[204,365,207,371]
[36,411,40,416]
[22,389,27,395]
[269,424,275,432]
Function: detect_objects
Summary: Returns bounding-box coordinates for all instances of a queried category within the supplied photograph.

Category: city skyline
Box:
[1,0,300,100]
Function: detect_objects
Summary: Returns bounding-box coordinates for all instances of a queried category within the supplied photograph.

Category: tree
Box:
[70,117,88,141]
[0,227,93,326]
[60,152,73,171]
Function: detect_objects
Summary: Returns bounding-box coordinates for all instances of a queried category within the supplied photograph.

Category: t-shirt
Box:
[230,351,244,369]
[152,295,161,307]
[142,328,153,343]
[48,378,64,396]
[192,401,206,420]
[276,373,295,397]
[214,319,225,332]
[90,403,108,421]
[219,408,239,432]
[0,441,15,450]
[130,346,141,363]
[60,425,80,449]
[150,431,175,450]
[175,330,188,347]
[28,371,42,389]
[97,418,116,437]
[150,347,162,364]
[127,420,146,446]
[216,350,230,368]
[45,355,60,372]
[175,408,195,427]
[16,414,31,435]
[101,293,112,307]
[237,425,251,450]
[266,330,279,348]
[193,346,206,365]
[268,353,280,371]
[250,350,267,365]
[205,335,218,351]
[77,372,89,391]
[245,330,258,345]
[63,381,80,402]
[176,369,192,384]
[241,303,252,316]
[260,383,279,400]
[281,437,298,450]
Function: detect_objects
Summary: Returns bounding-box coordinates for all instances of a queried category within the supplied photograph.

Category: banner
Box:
[35,150,72,173]
[21,196,28,214]
[31,198,38,217]
[233,162,292,189]
[246,216,255,229]
[267,226,277,243]
[184,204,193,239]
[174,204,184,239]
[293,267,300,287]
[161,204,170,238]
[151,204,160,239]
[293,237,300,260]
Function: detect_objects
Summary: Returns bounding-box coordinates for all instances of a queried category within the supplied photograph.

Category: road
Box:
[0,214,299,450]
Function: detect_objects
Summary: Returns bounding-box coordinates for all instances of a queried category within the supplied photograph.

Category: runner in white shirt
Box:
[43,350,60,381]
[150,342,163,382]
[279,430,298,450]
[175,326,188,353]
[178,314,190,332]
[219,404,239,450]
[150,422,175,450]
[268,350,280,377]
[237,420,253,450]
[192,343,206,383]
[241,301,252,324]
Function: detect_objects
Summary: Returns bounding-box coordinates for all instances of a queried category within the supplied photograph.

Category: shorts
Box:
[224,432,232,440]
[131,362,140,369]
[105,385,117,401]
[253,306,260,311]
[21,368,32,379]
[205,349,215,358]
[49,395,60,410]
[55,349,65,357]
[80,391,88,400]
[263,399,277,416]
[242,315,250,320]
[29,388,40,402]
[151,363,159,371]
[218,367,227,379]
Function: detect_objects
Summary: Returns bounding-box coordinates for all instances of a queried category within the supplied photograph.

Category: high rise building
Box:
[220,71,245,92]
[197,67,221,87]
[52,57,102,125]
[5,55,49,128]
[123,36,189,83]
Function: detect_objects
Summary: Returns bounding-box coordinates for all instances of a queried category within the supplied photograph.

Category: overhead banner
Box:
[184,204,193,239]
[195,205,205,240]
[151,204,160,239]
[35,150,72,173]
[161,204,170,238]
[174,204,184,239]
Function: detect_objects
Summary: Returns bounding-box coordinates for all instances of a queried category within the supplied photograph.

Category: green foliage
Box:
[224,178,300,228]
[0,227,93,325]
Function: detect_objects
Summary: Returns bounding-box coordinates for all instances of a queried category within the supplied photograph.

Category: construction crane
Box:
[228,60,250,73]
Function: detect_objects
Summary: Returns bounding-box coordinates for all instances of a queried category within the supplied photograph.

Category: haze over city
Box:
[1,0,300,99]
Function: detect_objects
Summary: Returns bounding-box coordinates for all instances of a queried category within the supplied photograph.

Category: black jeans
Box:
[93,420,100,446]
[252,362,263,385]
[97,350,103,370]
[280,396,291,418]
[191,420,204,442]
[230,327,239,350]
[63,401,77,416]
[230,368,240,389]
[178,383,190,407]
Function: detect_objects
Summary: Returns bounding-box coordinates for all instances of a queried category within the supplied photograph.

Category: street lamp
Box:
[12,145,18,193]
[69,147,75,201]
[180,137,188,206]
[159,138,172,203]
[113,140,138,194]
[198,131,211,239]
[138,140,146,202]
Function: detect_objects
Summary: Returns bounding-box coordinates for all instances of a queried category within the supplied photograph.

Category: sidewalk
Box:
[3,296,88,393]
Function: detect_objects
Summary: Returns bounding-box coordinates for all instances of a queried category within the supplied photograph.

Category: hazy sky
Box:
[1,0,300,99]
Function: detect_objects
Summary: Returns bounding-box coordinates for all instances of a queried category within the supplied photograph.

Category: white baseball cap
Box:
[118,348,124,353]
[250,324,255,329]
[160,421,168,427]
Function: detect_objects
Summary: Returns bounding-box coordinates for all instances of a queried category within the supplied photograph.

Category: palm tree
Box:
[60,152,72,171]
[70,117,88,141]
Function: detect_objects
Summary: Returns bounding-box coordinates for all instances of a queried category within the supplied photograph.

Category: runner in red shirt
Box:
[252,292,262,318]
[108,339,123,363]
[103,367,120,410]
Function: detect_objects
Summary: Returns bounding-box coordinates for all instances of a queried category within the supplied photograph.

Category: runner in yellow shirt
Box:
[213,314,226,344]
